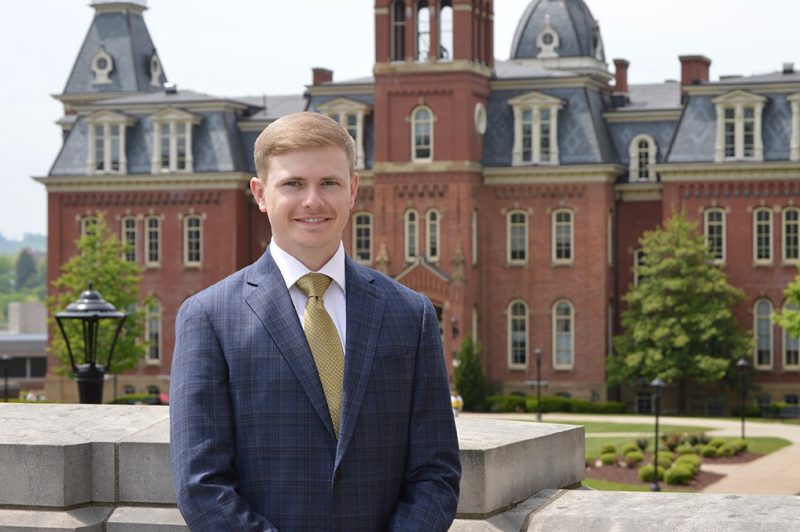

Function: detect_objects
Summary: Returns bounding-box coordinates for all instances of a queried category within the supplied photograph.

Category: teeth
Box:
[301,218,325,223]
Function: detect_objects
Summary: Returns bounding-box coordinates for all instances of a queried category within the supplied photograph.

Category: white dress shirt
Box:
[269,241,347,351]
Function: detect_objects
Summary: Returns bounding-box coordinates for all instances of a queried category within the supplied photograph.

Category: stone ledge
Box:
[0,506,111,532]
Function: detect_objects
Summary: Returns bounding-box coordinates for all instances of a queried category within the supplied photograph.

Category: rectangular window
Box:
[405,210,418,261]
[509,302,528,368]
[176,123,187,171]
[705,209,725,263]
[145,217,160,266]
[755,300,772,368]
[754,209,772,263]
[95,126,105,171]
[184,216,202,266]
[554,302,574,369]
[636,392,654,414]
[540,109,551,162]
[122,217,137,262]
[160,123,170,170]
[353,213,372,263]
[743,107,755,158]
[110,125,121,171]
[508,212,527,263]
[634,249,646,286]
[724,108,736,158]
[786,330,799,368]
[521,110,533,162]
[427,210,439,261]
[553,210,572,262]
[146,305,161,364]
[471,209,478,265]
[784,209,799,262]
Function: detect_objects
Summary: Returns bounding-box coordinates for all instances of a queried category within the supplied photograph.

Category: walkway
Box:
[464,412,800,496]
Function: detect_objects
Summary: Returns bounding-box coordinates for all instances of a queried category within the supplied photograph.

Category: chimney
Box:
[312,68,333,86]
[613,59,629,93]
[783,62,795,74]
[679,55,711,87]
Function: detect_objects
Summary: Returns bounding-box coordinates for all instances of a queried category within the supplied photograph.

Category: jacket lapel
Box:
[243,250,336,439]
[336,257,385,465]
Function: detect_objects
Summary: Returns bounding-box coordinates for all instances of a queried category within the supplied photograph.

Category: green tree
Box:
[454,335,488,411]
[15,248,37,290]
[0,254,13,294]
[608,212,750,414]
[774,275,800,338]
[47,213,151,376]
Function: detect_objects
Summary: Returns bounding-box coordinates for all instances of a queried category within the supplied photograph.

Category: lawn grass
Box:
[582,478,651,492]
[548,419,713,434]
[745,436,792,454]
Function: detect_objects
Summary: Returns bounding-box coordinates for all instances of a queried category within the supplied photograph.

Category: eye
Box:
[322,179,340,187]
[283,180,302,187]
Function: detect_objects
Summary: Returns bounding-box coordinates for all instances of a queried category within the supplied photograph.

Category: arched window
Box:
[751,207,772,264]
[628,134,657,182]
[121,216,137,262]
[508,300,528,369]
[507,210,527,264]
[439,1,453,61]
[754,299,773,369]
[353,212,372,264]
[553,300,574,369]
[411,106,433,161]
[146,300,162,365]
[80,215,99,238]
[426,209,440,261]
[704,208,726,264]
[416,1,431,62]
[552,209,573,263]
[783,303,800,370]
[391,0,406,61]
[404,209,419,261]
[783,207,800,262]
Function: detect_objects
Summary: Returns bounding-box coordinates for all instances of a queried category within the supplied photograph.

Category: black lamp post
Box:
[1,354,11,402]
[55,284,126,404]
[535,348,543,422]
[736,358,749,440]
[650,377,666,492]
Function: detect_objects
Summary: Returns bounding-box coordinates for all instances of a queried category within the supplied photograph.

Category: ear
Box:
[250,177,268,213]
[349,173,359,209]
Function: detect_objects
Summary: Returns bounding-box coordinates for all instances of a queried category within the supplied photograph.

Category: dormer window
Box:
[86,111,135,175]
[712,90,766,162]
[629,134,658,182]
[90,46,114,85]
[536,15,559,58]
[509,91,564,166]
[318,99,371,170]
[788,92,800,161]
[150,108,201,173]
[149,51,163,88]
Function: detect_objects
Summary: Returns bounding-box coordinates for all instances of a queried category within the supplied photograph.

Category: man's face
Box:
[250,146,358,270]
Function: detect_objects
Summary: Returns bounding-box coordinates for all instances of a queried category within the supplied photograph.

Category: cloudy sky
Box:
[1,0,799,240]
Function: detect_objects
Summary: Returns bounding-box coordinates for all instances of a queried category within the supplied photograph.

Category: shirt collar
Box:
[269,241,346,293]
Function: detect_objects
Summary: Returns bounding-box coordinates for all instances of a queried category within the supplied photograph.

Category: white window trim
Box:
[86,111,134,175]
[628,134,658,182]
[150,108,201,174]
[783,207,800,264]
[472,305,478,343]
[471,209,478,265]
[754,298,773,370]
[182,214,203,267]
[318,99,371,170]
[80,216,99,238]
[404,209,419,262]
[145,301,162,365]
[411,105,434,162]
[426,208,441,262]
[752,207,773,265]
[788,92,800,161]
[552,209,574,265]
[704,208,726,265]
[712,90,767,162]
[144,215,162,268]
[783,304,800,371]
[508,91,564,166]
[352,212,373,264]
[552,299,575,370]
[633,248,646,287]
[506,210,528,265]
[120,216,138,263]
[507,299,529,370]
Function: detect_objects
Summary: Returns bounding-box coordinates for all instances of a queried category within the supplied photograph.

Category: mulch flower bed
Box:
[585,451,762,492]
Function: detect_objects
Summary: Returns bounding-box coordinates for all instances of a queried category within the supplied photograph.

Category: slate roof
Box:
[494,60,576,80]
[237,94,308,120]
[92,89,255,108]
[622,82,682,111]
[510,0,604,61]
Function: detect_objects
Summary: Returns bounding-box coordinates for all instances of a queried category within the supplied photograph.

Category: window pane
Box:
[391,0,406,61]
[706,210,724,261]
[355,214,371,262]
[555,302,573,366]
[147,217,160,264]
[755,210,771,261]
[30,357,47,378]
[95,125,105,171]
[510,302,527,366]
[110,125,121,171]
[756,300,772,366]
[416,5,430,61]
[406,211,417,258]
[509,212,526,261]
[786,209,799,260]
[123,218,136,262]
[555,211,572,261]
[160,124,170,169]
[186,217,201,263]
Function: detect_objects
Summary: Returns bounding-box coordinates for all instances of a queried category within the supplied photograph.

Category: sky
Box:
[1,0,799,240]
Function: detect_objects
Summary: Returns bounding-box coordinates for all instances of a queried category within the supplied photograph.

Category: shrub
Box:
[601,444,617,455]
[523,396,625,414]
[454,336,488,411]
[621,442,639,455]
[655,451,675,466]
[624,450,644,468]
[693,443,705,453]
[661,432,681,451]
[675,444,695,455]
[638,464,665,482]
[665,465,694,485]
[718,444,736,457]
[732,438,748,453]
[709,437,726,448]
[675,454,702,475]
[585,455,596,468]
[600,453,617,466]
[486,395,528,413]
[636,437,649,451]
[700,445,719,458]
[688,432,710,446]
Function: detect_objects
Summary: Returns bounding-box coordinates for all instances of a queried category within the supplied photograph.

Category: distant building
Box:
[0,302,47,397]
[38,0,799,413]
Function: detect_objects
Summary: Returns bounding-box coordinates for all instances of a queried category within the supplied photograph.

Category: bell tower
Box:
[371,0,494,362]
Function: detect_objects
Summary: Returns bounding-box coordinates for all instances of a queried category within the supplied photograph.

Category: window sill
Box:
[752,261,774,268]
[508,366,528,373]
[552,261,574,268]
[553,366,574,372]
[145,360,161,367]
[183,263,202,270]
[506,262,528,268]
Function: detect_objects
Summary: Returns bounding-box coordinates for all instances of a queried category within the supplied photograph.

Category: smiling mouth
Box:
[297,217,329,223]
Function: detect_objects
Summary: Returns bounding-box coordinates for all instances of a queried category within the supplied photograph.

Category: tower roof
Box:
[510,0,605,62]
[62,0,165,97]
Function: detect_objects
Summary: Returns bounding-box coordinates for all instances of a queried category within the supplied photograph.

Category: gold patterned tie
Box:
[295,273,345,439]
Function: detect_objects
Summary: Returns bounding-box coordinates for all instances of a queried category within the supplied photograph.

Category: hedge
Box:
[624,450,644,468]
[675,454,701,475]
[486,395,528,413]
[638,464,665,482]
[524,396,625,414]
[665,465,694,485]
[600,452,617,466]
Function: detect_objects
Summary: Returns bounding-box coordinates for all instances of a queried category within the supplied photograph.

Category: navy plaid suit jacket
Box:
[170,250,461,531]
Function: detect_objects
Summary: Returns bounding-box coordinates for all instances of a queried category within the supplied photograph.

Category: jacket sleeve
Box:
[170,297,278,532]
[388,297,461,531]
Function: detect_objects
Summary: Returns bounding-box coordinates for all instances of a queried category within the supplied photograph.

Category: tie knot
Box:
[296,273,332,298]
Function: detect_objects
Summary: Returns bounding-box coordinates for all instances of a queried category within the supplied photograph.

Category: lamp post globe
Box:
[55,283,127,404]
[650,377,666,492]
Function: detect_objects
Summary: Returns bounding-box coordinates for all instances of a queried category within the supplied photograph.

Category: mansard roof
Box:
[510,0,605,62]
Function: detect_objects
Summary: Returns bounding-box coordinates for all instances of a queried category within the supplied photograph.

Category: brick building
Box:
[39,0,800,413]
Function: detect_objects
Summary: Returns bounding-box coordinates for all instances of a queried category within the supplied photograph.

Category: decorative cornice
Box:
[237,119,271,132]
[394,183,449,198]
[74,100,250,115]
[386,87,454,96]
[676,180,800,200]
[491,77,609,92]
[603,109,682,123]
[615,182,663,202]
[58,190,223,208]
[656,162,800,182]
[491,184,588,200]
[373,161,482,174]
[483,164,624,185]
[373,60,492,78]
[305,84,375,97]
[33,172,252,192]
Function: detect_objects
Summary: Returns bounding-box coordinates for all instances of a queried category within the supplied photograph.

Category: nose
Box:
[301,185,324,209]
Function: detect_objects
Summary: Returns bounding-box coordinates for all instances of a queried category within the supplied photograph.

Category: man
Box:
[170,112,460,531]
